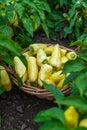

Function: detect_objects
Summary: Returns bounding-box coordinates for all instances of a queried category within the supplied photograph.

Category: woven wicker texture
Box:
[9,44,75,100]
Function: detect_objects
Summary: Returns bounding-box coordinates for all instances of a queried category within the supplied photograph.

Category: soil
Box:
[0,32,72,130]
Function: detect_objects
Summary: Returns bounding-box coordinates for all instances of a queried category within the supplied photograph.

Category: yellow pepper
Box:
[22,71,28,83]
[27,56,38,82]
[64,106,79,128]
[66,51,77,60]
[44,45,54,55]
[49,44,61,68]
[79,118,87,128]
[23,51,30,57]
[49,70,65,83]
[38,64,53,87]
[0,65,12,91]
[36,49,47,66]
[30,15,38,32]
[61,56,69,65]
[56,77,68,89]
[45,79,56,87]
[60,48,67,56]
[14,56,26,78]
[29,43,47,55]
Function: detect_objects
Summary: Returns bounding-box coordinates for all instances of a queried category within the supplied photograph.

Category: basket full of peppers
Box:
[11,43,77,100]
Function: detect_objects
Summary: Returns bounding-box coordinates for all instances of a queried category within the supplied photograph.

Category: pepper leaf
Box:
[38,120,67,130]
[34,107,65,124]
[42,81,64,100]
[56,96,87,112]
[62,59,85,74]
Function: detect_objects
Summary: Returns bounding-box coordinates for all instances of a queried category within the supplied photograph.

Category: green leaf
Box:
[0,34,22,56]
[62,59,85,73]
[70,83,80,96]
[78,50,87,62]
[74,71,87,96]
[64,18,75,38]
[0,78,5,94]
[0,25,13,37]
[0,0,11,4]
[23,0,37,10]
[39,120,67,130]
[38,10,45,21]
[15,74,23,89]
[59,0,68,7]
[22,17,34,37]
[34,107,65,124]
[72,127,87,130]
[63,72,78,86]
[43,81,64,100]
[56,96,87,112]
[2,54,14,66]
[19,55,28,69]
[41,1,51,13]
[42,22,49,38]
[14,2,24,18]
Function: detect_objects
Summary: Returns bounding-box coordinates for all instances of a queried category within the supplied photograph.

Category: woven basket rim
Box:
[8,44,74,100]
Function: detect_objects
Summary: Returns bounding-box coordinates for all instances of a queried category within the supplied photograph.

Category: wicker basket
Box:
[9,44,74,100]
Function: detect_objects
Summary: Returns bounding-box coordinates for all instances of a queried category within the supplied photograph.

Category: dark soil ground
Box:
[0,32,72,130]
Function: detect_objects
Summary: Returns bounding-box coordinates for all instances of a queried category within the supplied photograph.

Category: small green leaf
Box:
[0,85,5,95]
[42,22,49,38]
[39,120,67,130]
[19,55,28,69]
[74,71,87,96]
[63,72,78,86]
[0,34,22,56]
[40,1,51,13]
[34,107,65,124]
[78,50,87,62]
[56,96,87,112]
[70,83,80,96]
[42,81,64,100]
[15,74,23,89]
[14,2,24,18]
[2,54,14,66]
[37,9,45,21]
[62,59,85,73]
[22,17,34,37]
[72,127,87,130]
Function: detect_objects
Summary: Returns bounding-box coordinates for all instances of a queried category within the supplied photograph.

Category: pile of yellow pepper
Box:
[13,43,77,89]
